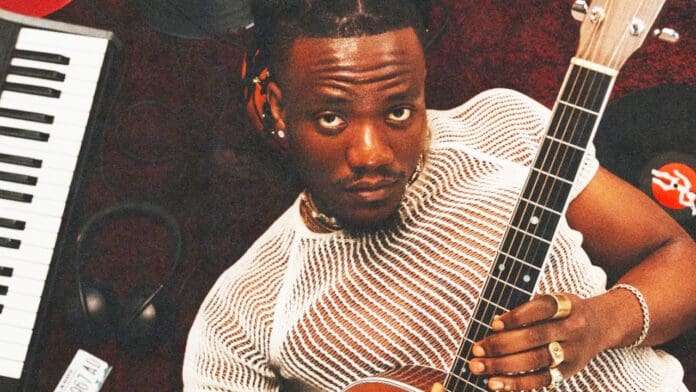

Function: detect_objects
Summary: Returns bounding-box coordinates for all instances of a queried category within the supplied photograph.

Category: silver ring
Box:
[548,367,564,389]
[548,341,565,368]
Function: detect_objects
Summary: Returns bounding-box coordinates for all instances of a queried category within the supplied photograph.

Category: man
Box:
[183,1,696,391]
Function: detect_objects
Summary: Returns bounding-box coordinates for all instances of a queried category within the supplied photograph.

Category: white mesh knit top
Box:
[183,89,685,391]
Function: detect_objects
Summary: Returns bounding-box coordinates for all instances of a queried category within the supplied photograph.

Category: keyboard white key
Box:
[0,324,32,346]
[0,193,66,217]
[10,58,101,84]
[5,75,97,99]
[0,178,69,203]
[0,210,61,233]
[0,227,59,249]
[14,42,105,68]
[0,258,49,280]
[0,134,82,157]
[0,306,37,329]
[0,341,30,363]
[0,93,90,128]
[0,290,41,314]
[0,116,87,142]
[17,28,108,56]
[0,357,23,379]
[1,90,94,113]
[0,276,44,297]
[0,241,54,265]
[0,163,75,187]
[0,147,78,171]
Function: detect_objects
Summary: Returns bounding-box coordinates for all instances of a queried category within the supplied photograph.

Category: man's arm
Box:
[182,275,280,392]
[567,166,696,346]
[467,166,696,391]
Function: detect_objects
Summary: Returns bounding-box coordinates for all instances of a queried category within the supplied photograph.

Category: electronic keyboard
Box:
[0,8,120,391]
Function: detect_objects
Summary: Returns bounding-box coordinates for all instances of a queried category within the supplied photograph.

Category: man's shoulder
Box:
[428,88,547,118]
[427,88,550,166]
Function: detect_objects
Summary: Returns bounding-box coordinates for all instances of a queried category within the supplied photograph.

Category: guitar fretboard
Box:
[444,61,616,392]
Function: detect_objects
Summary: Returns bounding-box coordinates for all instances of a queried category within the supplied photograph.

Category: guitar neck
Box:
[444,59,617,392]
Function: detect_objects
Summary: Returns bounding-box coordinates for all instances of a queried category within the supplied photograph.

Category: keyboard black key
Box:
[0,285,7,295]
[0,125,50,141]
[4,82,61,98]
[0,267,12,277]
[13,49,70,65]
[8,65,66,82]
[0,153,42,168]
[0,171,37,185]
[0,304,3,314]
[0,107,53,124]
[0,189,33,203]
[0,217,25,230]
[0,237,20,249]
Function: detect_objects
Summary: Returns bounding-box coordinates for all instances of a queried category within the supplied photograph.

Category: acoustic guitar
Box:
[344,0,676,391]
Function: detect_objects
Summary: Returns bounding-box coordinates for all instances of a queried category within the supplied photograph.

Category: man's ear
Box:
[266,81,290,151]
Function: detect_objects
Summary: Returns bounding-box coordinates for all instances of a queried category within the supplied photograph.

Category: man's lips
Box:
[343,177,400,203]
[345,177,398,191]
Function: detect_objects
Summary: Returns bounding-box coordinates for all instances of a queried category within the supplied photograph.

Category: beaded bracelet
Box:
[611,283,650,348]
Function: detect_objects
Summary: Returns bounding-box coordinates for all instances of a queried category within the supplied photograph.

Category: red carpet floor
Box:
[3,1,692,390]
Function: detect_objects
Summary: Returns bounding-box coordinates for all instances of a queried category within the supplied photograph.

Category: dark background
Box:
[5,0,694,390]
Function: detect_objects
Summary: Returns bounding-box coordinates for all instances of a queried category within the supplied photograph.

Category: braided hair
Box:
[249,0,431,77]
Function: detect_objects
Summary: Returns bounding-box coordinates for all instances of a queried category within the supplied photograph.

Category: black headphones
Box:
[64,202,184,355]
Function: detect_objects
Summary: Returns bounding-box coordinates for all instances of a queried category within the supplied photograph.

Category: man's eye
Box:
[317,113,346,129]
[388,108,412,122]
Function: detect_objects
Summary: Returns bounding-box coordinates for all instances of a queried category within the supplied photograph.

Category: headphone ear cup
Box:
[64,279,117,346]
[117,285,174,355]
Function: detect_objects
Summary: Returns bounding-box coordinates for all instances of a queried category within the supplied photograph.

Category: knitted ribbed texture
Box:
[183,89,685,392]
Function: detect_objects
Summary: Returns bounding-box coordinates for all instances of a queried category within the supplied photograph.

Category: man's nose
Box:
[346,122,394,172]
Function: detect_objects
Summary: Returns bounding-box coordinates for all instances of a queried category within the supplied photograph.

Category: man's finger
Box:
[494,294,569,330]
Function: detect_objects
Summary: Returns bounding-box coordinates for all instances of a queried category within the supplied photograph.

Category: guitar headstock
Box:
[575,0,668,70]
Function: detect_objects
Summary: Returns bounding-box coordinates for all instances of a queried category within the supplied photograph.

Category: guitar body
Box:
[343,365,446,392]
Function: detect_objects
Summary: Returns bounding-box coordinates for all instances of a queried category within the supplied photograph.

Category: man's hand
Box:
[467,293,614,391]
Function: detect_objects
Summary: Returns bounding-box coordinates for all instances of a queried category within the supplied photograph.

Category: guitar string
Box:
[446,66,587,391]
[446,1,640,386]
[448,1,650,386]
[446,65,581,391]
[447,22,609,389]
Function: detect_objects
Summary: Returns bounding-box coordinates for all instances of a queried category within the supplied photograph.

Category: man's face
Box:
[272,28,428,229]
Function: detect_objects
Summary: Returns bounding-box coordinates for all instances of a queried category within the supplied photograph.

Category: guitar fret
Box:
[489,275,533,296]
[470,317,493,332]
[497,250,542,271]
[544,134,586,152]
[510,200,561,242]
[558,99,600,115]
[522,169,572,212]
[509,224,552,245]
[547,104,596,147]
[535,137,587,184]
[531,167,574,185]
[479,296,510,313]
[446,377,487,392]
[501,225,550,266]
[559,64,612,112]
[519,197,563,215]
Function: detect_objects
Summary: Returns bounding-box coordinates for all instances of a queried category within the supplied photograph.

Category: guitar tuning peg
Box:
[571,0,589,22]
[653,27,680,43]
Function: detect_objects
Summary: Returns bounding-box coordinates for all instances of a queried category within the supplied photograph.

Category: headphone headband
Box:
[74,202,184,289]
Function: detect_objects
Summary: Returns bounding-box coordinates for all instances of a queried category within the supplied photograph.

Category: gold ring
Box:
[549,293,572,319]
[548,367,564,389]
[548,341,565,368]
